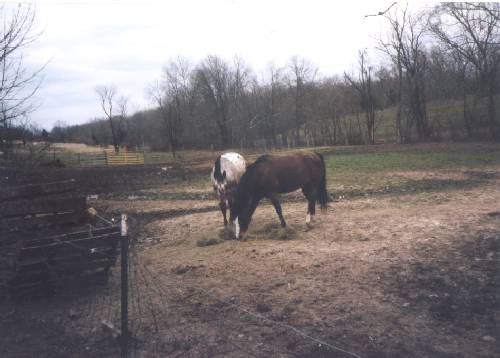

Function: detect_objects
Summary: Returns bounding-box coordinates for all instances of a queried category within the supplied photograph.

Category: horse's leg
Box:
[228,196,234,222]
[269,193,286,227]
[302,186,317,227]
[219,199,228,226]
[237,197,261,239]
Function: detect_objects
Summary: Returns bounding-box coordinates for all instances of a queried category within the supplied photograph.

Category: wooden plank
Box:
[0,196,86,219]
[78,153,107,167]
[11,262,113,291]
[0,179,77,202]
[10,281,46,293]
[18,248,118,268]
[0,270,15,283]
[1,217,120,296]
[0,212,89,238]
[15,257,48,268]
[0,236,19,248]
[106,151,145,166]
[16,257,115,278]
[18,254,80,269]
[49,253,117,267]
[0,257,18,268]
[11,270,49,285]
[19,234,120,259]
[8,267,110,296]
[22,226,120,247]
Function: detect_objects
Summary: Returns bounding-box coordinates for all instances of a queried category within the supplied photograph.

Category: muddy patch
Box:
[379,230,499,348]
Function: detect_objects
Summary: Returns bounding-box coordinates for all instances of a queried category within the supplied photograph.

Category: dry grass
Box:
[51,143,111,153]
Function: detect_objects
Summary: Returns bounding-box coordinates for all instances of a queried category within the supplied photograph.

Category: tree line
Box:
[0,4,44,161]
[4,3,500,159]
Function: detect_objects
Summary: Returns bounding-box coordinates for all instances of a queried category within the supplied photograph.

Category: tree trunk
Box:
[462,69,472,138]
[487,79,498,140]
[396,59,403,144]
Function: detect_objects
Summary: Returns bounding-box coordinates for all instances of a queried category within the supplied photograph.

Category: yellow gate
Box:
[105,150,145,166]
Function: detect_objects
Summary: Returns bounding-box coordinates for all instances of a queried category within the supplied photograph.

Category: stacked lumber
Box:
[0,179,120,296]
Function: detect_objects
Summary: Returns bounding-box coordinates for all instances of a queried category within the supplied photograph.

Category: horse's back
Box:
[211,152,247,186]
[254,151,323,193]
[260,151,322,173]
[221,152,246,179]
[220,152,246,183]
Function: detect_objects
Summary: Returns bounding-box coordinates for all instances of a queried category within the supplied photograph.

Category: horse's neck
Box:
[245,170,259,198]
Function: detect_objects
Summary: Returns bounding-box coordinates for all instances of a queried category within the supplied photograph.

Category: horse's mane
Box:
[234,154,270,207]
[213,155,223,182]
[240,155,270,185]
[252,154,271,166]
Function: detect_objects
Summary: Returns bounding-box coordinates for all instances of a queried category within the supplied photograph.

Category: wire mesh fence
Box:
[1,193,362,358]
[1,228,363,358]
[117,246,362,358]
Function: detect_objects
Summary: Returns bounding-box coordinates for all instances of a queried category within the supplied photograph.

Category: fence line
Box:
[44,149,146,167]
[107,151,144,166]
[3,217,365,357]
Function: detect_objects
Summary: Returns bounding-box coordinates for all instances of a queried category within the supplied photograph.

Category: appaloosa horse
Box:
[211,152,247,226]
[231,151,328,238]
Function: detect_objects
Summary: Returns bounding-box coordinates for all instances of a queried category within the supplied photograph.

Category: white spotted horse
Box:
[211,152,247,226]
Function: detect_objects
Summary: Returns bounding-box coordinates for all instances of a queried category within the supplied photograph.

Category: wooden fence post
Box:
[120,214,129,358]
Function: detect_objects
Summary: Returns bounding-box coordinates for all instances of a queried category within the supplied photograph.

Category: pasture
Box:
[1,142,499,357]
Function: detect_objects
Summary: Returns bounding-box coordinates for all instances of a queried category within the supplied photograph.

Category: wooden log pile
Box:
[0,179,121,296]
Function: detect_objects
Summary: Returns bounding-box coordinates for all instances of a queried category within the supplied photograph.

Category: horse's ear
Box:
[223,170,227,179]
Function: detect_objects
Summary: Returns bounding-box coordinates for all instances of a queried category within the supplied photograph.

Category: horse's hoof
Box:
[277,227,289,240]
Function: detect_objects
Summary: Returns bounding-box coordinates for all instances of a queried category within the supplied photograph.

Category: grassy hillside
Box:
[342,95,496,143]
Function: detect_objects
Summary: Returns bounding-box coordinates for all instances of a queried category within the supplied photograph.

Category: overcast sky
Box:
[22,0,429,130]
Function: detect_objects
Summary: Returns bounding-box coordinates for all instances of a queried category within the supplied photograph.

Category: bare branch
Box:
[364,2,397,18]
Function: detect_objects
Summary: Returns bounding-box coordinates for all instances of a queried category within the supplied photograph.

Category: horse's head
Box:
[232,198,251,239]
[231,171,256,239]
[212,170,227,196]
[213,155,229,194]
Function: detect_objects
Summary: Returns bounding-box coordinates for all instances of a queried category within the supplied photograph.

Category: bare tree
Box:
[316,77,343,145]
[288,56,317,146]
[378,11,405,142]
[345,50,378,144]
[0,4,44,158]
[428,2,500,139]
[50,120,69,143]
[230,56,253,148]
[426,46,476,138]
[195,55,233,148]
[95,85,128,153]
[378,5,430,142]
[262,63,285,147]
[164,57,193,154]
[148,57,193,157]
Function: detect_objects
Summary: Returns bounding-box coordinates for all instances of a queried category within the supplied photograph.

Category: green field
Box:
[123,142,500,202]
[321,143,500,196]
[325,144,500,177]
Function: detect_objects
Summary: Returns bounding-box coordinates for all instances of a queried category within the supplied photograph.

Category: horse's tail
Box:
[315,151,328,210]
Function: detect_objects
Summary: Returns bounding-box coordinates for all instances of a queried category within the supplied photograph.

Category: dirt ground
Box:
[118,168,499,358]
[1,146,499,357]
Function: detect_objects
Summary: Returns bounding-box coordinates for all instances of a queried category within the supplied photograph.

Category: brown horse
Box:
[231,151,328,238]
